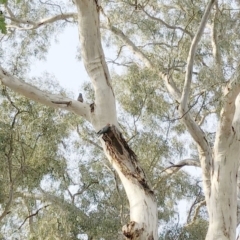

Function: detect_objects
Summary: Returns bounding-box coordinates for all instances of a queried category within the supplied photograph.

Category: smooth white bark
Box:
[75,0,118,131]
[206,96,240,239]
[181,0,216,109]
[0,0,158,238]
[6,13,77,30]
[0,66,91,120]
[2,0,240,239]
[74,1,158,238]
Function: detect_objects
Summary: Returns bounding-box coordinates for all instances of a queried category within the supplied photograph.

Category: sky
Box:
[30,26,88,99]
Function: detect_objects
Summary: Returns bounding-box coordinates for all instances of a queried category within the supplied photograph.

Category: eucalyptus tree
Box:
[0,0,240,239]
[0,86,201,239]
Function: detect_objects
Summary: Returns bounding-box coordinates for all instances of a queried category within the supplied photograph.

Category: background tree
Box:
[0,0,240,239]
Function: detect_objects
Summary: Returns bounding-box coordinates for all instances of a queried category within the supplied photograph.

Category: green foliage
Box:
[159,218,208,240]
[0,15,6,34]
[1,0,237,239]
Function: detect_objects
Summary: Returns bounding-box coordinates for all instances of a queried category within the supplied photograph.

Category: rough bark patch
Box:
[102,125,153,194]
[122,221,144,239]
[90,103,95,112]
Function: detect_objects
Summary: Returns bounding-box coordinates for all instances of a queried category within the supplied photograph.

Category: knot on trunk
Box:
[122,221,143,239]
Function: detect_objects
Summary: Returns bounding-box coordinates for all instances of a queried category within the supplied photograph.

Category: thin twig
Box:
[165,91,205,122]
[18,205,50,230]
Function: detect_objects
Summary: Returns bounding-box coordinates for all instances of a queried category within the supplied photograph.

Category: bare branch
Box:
[106,25,153,69]
[17,190,89,219]
[72,181,99,202]
[166,158,201,173]
[67,181,99,204]
[76,125,103,150]
[0,184,13,222]
[139,42,177,49]
[0,66,91,121]
[4,4,15,19]
[153,159,200,190]
[181,0,216,110]
[198,110,216,126]
[6,13,77,30]
[166,91,205,122]
[210,2,224,81]
[142,9,193,38]
[163,76,182,103]
[185,200,206,227]
[18,205,50,230]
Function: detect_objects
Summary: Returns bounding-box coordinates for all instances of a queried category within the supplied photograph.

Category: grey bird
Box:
[97,124,111,136]
[77,93,83,103]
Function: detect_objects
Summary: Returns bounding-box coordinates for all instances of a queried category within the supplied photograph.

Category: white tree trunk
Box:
[74,0,158,239]
[100,126,157,239]
[5,0,240,239]
[206,143,239,239]
[0,0,158,238]
[206,93,240,240]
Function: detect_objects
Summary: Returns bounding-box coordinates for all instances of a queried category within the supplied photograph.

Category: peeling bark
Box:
[74,1,157,238]
[100,125,157,239]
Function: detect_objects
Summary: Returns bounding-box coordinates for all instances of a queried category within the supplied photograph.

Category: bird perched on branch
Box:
[97,124,111,136]
[77,93,83,103]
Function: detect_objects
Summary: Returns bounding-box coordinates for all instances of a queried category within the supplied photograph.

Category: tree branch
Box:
[106,23,171,83]
[72,181,99,203]
[4,3,15,19]
[142,8,193,38]
[153,159,200,190]
[106,24,153,69]
[198,110,216,126]
[6,13,77,30]
[76,125,102,150]
[0,183,13,222]
[210,2,224,81]
[0,66,91,121]
[185,200,206,227]
[18,205,50,230]
[108,19,212,153]
[16,190,89,220]
[169,2,216,206]
[181,0,216,110]
[67,181,99,204]
[219,69,240,137]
